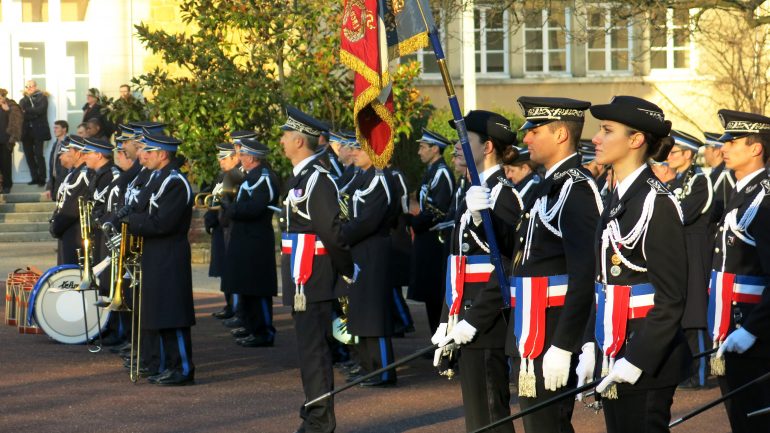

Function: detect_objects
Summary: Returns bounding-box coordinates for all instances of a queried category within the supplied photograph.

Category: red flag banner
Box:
[340,0,395,169]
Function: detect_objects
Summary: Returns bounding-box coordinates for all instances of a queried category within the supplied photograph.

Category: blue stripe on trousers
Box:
[379,338,390,381]
[232,294,240,310]
[159,337,166,373]
[261,298,274,337]
[697,329,706,386]
[392,288,410,326]
[176,329,191,376]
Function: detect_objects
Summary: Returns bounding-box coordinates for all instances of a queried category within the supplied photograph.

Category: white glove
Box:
[439,320,477,347]
[575,343,596,401]
[431,323,448,345]
[596,357,643,394]
[717,327,757,356]
[542,345,572,391]
[465,186,491,225]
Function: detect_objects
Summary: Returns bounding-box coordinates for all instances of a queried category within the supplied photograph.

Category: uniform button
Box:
[279,218,284,223]
[732,301,738,306]
[525,213,530,219]
[463,233,468,238]
[519,237,524,242]
[714,248,720,253]
[719,226,724,232]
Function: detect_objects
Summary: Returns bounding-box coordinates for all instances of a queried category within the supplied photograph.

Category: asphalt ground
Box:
[0,242,730,432]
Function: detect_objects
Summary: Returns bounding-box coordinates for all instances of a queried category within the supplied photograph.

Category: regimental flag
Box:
[340,0,434,168]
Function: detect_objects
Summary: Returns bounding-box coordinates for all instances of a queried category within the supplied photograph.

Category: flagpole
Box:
[415,2,511,308]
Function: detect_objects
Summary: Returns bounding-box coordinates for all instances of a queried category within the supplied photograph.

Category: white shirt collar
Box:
[735,168,765,192]
[480,164,501,185]
[545,153,577,179]
[292,154,317,176]
[616,164,648,200]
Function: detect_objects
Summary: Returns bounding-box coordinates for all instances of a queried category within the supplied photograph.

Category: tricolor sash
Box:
[708,271,768,343]
[281,232,327,311]
[444,255,493,319]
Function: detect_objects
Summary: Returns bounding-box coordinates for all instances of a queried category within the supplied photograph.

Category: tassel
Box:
[518,358,537,398]
[601,356,618,400]
[294,285,306,312]
[711,342,725,376]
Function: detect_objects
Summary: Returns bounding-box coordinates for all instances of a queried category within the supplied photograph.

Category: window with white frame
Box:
[524,8,570,74]
[650,8,690,70]
[474,6,508,75]
[400,8,444,76]
[586,5,632,73]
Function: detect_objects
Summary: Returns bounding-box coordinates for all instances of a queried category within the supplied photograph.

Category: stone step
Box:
[0,212,52,223]
[0,202,56,213]
[0,231,55,242]
[0,222,50,233]
[0,192,49,203]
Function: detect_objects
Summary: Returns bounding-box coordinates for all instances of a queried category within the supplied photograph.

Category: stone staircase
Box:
[0,185,55,243]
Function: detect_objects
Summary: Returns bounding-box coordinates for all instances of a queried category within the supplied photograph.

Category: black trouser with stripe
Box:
[683,328,709,386]
[140,329,162,372]
[356,336,395,382]
[295,300,335,433]
[156,327,194,377]
[459,347,513,433]
[518,353,578,433]
[240,295,276,339]
[391,287,414,331]
[602,386,676,433]
[718,354,770,433]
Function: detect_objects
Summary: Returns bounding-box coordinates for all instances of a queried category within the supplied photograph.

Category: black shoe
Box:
[148,369,174,383]
[153,369,195,386]
[678,377,705,390]
[37,181,46,187]
[222,317,243,328]
[347,365,363,376]
[230,327,250,338]
[110,342,132,354]
[138,367,160,378]
[27,180,37,185]
[236,334,274,347]
[359,376,396,387]
[346,372,364,383]
[212,308,234,319]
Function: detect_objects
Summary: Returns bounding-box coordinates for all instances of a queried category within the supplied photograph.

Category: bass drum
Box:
[27,265,110,344]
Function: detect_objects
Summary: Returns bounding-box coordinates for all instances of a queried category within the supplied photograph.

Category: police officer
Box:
[707,109,770,433]
[340,143,399,386]
[206,142,240,320]
[580,95,691,433]
[333,130,360,194]
[407,129,455,334]
[224,138,279,347]
[509,97,601,433]
[388,165,415,335]
[278,107,355,433]
[703,132,735,227]
[666,129,715,388]
[50,135,93,265]
[501,146,540,209]
[121,133,196,386]
[433,110,523,433]
[315,128,344,180]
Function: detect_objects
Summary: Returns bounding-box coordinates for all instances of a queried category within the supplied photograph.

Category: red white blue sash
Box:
[595,282,655,359]
[281,232,327,287]
[708,271,768,343]
[445,255,493,319]
[512,275,568,361]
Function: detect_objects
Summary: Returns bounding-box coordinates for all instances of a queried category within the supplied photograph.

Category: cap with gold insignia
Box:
[239,138,269,157]
[717,109,770,142]
[590,96,672,138]
[517,96,591,131]
[280,106,326,138]
[670,129,704,152]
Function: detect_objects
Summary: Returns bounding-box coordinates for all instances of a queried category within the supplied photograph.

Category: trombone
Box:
[126,229,144,383]
[76,196,103,353]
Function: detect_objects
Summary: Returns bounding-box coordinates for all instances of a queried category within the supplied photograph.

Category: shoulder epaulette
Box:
[312,164,329,174]
[497,176,516,188]
[762,178,770,194]
[566,168,588,182]
[647,178,671,195]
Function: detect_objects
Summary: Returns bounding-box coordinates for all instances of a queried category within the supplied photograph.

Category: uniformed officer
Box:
[406,129,455,334]
[340,143,400,386]
[665,129,715,389]
[433,110,523,433]
[388,165,415,335]
[509,97,602,433]
[501,146,540,209]
[224,138,279,348]
[580,95,691,433]
[278,107,355,433]
[50,135,93,265]
[315,128,344,180]
[121,133,196,386]
[703,132,735,226]
[206,142,240,320]
[333,130,361,194]
[707,109,770,433]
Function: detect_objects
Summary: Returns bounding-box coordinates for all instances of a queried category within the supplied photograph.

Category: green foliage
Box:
[102,94,148,126]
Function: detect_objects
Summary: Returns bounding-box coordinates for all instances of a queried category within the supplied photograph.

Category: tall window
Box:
[65,41,89,127]
[475,6,508,75]
[400,9,444,76]
[524,8,570,74]
[61,0,89,21]
[650,8,690,70]
[586,6,632,73]
[22,0,48,22]
[19,42,47,90]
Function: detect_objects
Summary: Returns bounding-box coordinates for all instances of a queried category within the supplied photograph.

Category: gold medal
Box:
[610,265,622,277]
[611,254,621,266]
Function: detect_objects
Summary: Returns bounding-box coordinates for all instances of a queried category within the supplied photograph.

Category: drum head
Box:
[33,267,111,344]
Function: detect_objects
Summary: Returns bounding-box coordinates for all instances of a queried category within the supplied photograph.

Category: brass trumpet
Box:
[193,192,217,209]
[96,222,131,312]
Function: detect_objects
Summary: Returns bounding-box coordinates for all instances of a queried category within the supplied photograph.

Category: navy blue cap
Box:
[239,138,269,157]
[230,130,257,145]
[703,132,723,148]
[128,121,165,136]
[280,106,326,138]
[579,140,597,164]
[115,124,139,142]
[329,130,358,148]
[590,96,672,138]
[417,128,452,149]
[141,134,182,152]
[518,97,591,131]
[718,109,770,142]
[67,134,87,151]
[216,142,235,160]
[449,110,517,146]
[670,130,704,152]
[58,136,72,154]
[510,146,531,164]
[82,137,114,155]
